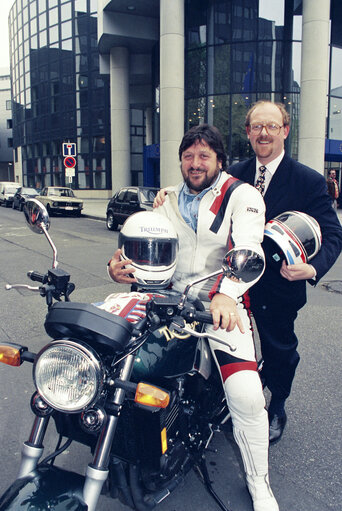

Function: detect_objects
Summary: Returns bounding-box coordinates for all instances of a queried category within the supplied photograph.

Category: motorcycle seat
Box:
[44,302,134,352]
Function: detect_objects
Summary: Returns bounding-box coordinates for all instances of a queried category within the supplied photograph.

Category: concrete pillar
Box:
[110,47,130,192]
[160,0,184,187]
[298,0,330,174]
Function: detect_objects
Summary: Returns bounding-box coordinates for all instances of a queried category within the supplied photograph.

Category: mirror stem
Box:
[179,269,222,309]
[41,224,58,268]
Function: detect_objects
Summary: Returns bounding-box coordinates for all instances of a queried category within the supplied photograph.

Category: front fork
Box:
[16,354,136,511]
[17,415,49,479]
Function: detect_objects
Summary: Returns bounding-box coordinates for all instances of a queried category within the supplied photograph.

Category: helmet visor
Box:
[122,237,178,267]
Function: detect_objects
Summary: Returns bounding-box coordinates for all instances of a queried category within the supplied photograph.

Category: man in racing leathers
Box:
[108,124,279,511]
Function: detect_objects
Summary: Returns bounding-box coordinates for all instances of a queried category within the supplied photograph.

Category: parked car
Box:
[0,182,20,207]
[38,186,83,216]
[12,186,39,211]
[106,186,159,230]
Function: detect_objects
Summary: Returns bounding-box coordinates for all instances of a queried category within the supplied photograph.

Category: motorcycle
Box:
[0,199,264,511]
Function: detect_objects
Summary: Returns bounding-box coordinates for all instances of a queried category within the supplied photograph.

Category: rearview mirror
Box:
[222,248,265,283]
[23,198,50,234]
[23,199,58,268]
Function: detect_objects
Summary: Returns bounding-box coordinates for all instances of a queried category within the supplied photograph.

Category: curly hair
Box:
[178,124,227,170]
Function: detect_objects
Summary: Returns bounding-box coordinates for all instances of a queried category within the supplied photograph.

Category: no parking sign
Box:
[64,156,76,169]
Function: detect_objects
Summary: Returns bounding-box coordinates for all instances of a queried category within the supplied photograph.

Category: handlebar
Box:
[27,271,46,283]
[146,296,214,327]
[6,268,75,308]
[181,308,213,325]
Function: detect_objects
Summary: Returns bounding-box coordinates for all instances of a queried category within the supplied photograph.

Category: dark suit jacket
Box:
[230,155,342,310]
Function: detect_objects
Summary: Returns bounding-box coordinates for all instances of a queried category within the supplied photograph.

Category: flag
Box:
[241,54,254,106]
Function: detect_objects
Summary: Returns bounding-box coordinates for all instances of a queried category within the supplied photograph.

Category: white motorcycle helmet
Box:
[263,211,322,267]
[118,211,179,289]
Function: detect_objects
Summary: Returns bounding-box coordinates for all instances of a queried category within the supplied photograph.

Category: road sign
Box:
[62,143,76,157]
[65,167,75,177]
[64,156,76,168]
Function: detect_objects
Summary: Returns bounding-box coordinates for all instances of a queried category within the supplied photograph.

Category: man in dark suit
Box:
[230,100,342,443]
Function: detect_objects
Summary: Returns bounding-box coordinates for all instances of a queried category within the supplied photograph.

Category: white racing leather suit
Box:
[157,172,272,485]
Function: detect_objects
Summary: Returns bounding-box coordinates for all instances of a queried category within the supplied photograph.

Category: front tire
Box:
[106,211,118,231]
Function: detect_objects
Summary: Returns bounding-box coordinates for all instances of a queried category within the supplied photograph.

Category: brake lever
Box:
[5,284,41,292]
[170,317,236,352]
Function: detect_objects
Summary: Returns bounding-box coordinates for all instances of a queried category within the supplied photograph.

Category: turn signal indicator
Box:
[0,344,23,366]
[134,382,170,409]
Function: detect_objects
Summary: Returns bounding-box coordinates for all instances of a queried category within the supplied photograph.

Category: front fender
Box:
[0,465,87,510]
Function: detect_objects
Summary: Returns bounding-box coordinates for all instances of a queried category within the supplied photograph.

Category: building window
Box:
[6,100,12,110]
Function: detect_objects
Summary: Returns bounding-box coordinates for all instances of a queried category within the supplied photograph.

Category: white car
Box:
[0,182,20,207]
[38,187,83,216]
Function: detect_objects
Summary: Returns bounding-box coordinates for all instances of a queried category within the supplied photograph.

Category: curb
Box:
[83,213,106,221]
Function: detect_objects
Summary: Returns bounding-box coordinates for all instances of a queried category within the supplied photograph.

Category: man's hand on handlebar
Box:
[153,189,167,208]
[108,248,137,285]
[210,293,245,334]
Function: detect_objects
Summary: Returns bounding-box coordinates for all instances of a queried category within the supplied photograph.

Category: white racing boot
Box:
[222,370,279,511]
[246,474,279,511]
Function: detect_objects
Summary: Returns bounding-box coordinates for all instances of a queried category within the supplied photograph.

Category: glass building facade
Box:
[9,0,342,192]
[9,0,111,191]
[183,0,342,170]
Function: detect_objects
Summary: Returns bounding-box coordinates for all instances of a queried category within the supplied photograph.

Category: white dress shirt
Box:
[254,150,285,195]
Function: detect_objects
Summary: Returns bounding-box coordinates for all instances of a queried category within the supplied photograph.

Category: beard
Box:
[183,165,221,193]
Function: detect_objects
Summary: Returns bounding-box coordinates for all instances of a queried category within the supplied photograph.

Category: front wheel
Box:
[106,211,118,231]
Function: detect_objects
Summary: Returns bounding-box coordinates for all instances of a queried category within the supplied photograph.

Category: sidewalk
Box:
[82,199,108,220]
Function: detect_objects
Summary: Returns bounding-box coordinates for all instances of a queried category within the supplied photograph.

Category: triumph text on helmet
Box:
[263,210,322,267]
[118,211,179,289]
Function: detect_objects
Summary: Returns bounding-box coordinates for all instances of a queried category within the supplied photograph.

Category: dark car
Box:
[12,186,39,211]
[106,186,159,230]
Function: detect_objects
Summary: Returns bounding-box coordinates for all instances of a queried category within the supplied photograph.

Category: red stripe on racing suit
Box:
[221,361,258,382]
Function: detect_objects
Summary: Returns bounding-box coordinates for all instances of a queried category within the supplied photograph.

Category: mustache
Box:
[256,135,272,142]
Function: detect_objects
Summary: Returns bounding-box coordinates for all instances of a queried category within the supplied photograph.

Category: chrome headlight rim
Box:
[33,339,104,413]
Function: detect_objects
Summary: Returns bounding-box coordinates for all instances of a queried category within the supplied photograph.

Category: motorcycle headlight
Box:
[33,340,104,413]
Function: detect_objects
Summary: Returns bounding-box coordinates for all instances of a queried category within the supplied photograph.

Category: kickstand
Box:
[193,456,233,511]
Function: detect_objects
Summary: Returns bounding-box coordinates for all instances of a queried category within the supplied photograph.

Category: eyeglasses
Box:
[248,123,284,135]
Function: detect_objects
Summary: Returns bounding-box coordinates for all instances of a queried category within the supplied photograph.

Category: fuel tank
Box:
[132,320,211,381]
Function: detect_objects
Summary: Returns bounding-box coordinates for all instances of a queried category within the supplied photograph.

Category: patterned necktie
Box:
[255,165,267,195]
